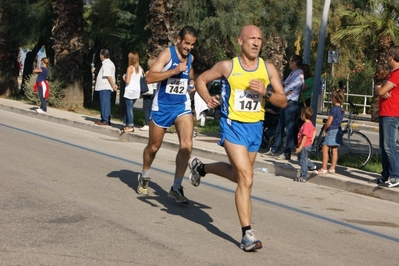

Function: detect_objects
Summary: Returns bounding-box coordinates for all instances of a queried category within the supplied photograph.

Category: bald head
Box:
[239,25,262,38]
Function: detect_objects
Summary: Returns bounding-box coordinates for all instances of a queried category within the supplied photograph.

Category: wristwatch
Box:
[265,87,272,99]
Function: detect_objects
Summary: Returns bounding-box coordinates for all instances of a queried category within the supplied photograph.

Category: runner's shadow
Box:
[107,169,240,247]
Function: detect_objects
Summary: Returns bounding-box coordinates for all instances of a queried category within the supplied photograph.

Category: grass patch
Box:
[361,154,383,173]
[195,119,220,133]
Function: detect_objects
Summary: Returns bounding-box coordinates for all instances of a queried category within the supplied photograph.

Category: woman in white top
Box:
[122,52,142,132]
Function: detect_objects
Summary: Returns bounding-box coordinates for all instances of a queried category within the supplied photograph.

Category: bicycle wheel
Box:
[339,130,373,168]
[314,129,325,158]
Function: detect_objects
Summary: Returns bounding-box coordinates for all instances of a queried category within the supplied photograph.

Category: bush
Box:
[23,73,66,107]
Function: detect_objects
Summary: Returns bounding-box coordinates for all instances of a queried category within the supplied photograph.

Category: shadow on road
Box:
[107,169,240,248]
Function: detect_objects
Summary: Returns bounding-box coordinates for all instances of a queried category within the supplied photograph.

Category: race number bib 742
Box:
[165,78,188,95]
[234,89,262,112]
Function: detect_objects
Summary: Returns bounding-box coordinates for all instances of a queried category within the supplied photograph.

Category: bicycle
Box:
[313,102,373,169]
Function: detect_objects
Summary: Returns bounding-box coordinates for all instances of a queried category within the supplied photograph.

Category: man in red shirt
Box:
[375,45,399,187]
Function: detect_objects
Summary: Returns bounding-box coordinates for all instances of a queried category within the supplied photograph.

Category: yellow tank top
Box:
[225,57,269,122]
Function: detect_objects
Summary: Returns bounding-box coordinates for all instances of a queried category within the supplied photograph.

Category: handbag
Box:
[140,76,149,94]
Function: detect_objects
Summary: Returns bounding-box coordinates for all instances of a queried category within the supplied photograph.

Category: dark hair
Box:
[301,106,314,120]
[100,49,110,59]
[332,89,345,105]
[301,64,312,79]
[388,45,399,62]
[290,54,303,67]
[178,26,197,39]
[41,57,49,65]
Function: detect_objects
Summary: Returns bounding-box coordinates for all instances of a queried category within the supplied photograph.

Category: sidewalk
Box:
[1,98,397,203]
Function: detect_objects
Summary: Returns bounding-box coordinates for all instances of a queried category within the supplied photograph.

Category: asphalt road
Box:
[1,110,399,266]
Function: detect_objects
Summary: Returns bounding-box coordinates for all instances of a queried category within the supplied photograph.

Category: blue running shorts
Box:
[218,117,263,152]
[151,104,192,128]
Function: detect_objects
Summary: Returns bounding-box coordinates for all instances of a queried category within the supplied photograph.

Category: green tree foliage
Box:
[332,0,399,120]
[0,0,32,95]
[2,0,399,119]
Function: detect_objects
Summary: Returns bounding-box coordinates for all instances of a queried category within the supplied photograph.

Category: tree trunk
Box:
[370,34,393,122]
[145,0,180,58]
[265,35,287,77]
[51,0,88,107]
[21,38,47,95]
[0,5,20,96]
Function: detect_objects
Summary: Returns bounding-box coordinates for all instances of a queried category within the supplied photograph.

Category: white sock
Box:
[142,169,150,178]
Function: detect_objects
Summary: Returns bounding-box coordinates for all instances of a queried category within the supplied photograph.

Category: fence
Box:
[321,91,373,115]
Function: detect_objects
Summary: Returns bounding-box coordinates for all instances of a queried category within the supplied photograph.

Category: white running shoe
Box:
[240,229,263,252]
[36,108,46,114]
[139,125,149,131]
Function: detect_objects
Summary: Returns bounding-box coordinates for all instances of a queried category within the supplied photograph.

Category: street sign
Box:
[327,50,339,64]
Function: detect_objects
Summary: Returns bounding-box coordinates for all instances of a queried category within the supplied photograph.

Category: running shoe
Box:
[388,178,399,188]
[36,108,46,114]
[139,125,149,131]
[261,150,276,157]
[375,178,388,184]
[188,157,202,187]
[137,174,150,196]
[240,229,263,252]
[276,152,291,160]
[168,186,189,204]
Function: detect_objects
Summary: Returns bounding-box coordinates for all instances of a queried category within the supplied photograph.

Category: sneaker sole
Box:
[137,175,149,196]
[167,193,189,204]
[188,158,201,187]
[189,173,200,187]
[240,241,263,251]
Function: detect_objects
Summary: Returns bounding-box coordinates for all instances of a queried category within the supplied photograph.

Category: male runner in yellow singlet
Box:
[190,25,287,251]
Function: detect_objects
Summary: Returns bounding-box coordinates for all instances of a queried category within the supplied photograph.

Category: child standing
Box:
[294,107,316,182]
[315,89,345,174]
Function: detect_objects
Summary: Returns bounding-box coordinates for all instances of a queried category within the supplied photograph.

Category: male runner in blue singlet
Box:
[138,26,197,204]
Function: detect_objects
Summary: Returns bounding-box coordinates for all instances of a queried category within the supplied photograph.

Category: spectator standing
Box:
[188,25,287,252]
[298,64,314,107]
[265,55,304,160]
[374,45,399,187]
[33,57,49,114]
[121,52,142,132]
[294,107,316,182]
[140,56,158,131]
[95,49,118,126]
[314,89,345,174]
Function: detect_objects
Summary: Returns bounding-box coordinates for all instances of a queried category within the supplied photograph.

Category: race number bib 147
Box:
[165,78,188,95]
[234,89,262,112]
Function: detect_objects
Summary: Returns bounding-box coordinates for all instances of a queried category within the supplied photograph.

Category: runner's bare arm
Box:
[146,48,187,84]
[195,60,231,109]
[265,62,287,109]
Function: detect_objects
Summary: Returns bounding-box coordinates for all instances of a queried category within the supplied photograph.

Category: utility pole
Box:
[303,0,313,64]
[311,0,332,124]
